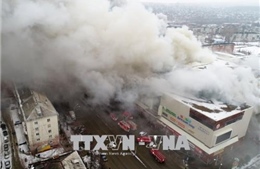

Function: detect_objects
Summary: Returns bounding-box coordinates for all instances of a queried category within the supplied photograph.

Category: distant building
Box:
[203,43,235,54]
[137,94,253,164]
[231,32,260,42]
[14,87,59,152]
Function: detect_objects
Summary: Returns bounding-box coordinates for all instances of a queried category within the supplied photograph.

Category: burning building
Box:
[137,93,253,164]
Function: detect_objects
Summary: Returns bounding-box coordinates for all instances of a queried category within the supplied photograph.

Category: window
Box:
[189,109,216,130]
[36,133,39,136]
[224,112,244,126]
[49,135,52,138]
[34,121,38,125]
[47,118,50,122]
[216,131,232,144]
[35,127,39,131]
[37,138,40,141]
[48,130,51,133]
[48,124,51,128]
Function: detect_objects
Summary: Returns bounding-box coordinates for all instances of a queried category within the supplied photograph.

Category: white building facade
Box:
[137,93,253,164]
[14,87,59,152]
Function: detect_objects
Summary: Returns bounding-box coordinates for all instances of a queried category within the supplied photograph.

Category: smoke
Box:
[2,0,259,111]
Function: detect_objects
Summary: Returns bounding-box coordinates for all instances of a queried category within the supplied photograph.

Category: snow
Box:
[239,154,260,169]
[168,94,250,121]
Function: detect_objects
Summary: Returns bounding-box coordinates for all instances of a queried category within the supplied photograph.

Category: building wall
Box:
[203,43,235,54]
[26,115,59,151]
[158,94,253,148]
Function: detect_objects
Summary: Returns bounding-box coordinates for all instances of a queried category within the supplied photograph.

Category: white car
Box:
[108,141,117,148]
[139,131,147,136]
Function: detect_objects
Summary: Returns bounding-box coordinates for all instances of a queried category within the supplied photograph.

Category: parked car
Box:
[139,131,147,136]
[108,141,117,148]
[4,136,9,143]
[3,130,8,136]
[1,123,6,130]
[4,161,10,168]
[4,151,10,159]
[100,154,108,162]
[14,121,22,125]
[4,144,9,151]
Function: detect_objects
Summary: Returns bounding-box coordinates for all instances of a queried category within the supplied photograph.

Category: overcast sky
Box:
[140,0,259,6]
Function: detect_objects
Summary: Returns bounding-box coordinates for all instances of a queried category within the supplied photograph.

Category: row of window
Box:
[36,135,52,141]
[34,118,51,125]
[35,129,52,136]
[35,124,51,131]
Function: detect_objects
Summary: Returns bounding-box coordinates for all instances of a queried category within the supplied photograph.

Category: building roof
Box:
[17,88,58,121]
[165,93,251,121]
[61,151,87,169]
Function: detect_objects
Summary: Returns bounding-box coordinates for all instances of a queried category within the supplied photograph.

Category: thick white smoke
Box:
[2,0,259,111]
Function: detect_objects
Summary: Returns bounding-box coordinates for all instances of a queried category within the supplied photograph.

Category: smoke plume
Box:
[2,0,259,112]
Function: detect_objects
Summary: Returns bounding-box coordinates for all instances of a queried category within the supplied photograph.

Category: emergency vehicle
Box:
[118,120,130,132]
[150,149,166,163]
[122,111,133,120]
[110,113,118,121]
[126,120,137,130]
[136,136,152,143]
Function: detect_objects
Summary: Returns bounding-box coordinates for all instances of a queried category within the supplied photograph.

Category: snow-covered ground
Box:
[239,154,260,169]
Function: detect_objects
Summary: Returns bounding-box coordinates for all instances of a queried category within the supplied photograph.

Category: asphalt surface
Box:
[75,101,184,169]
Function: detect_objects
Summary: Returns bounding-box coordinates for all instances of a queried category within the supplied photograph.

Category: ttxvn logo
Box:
[71,135,190,151]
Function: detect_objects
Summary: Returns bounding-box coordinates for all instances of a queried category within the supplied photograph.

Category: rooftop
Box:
[62,151,86,169]
[17,88,58,121]
[166,93,251,121]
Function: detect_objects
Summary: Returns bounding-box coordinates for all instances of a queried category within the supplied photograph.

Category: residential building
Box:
[203,43,235,54]
[14,87,59,152]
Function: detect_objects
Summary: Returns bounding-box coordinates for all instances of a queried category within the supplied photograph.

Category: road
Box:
[74,100,184,169]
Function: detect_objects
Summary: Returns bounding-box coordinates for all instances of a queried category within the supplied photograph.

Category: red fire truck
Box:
[118,120,130,132]
[122,111,133,120]
[150,149,166,163]
[110,113,118,121]
[126,120,137,130]
[136,136,152,143]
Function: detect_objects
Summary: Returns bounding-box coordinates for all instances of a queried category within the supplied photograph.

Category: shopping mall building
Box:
[137,93,253,164]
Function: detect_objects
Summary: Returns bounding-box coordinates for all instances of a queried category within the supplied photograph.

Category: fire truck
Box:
[126,120,137,130]
[122,111,133,120]
[136,136,152,143]
[150,149,166,163]
[118,120,130,132]
[110,113,118,121]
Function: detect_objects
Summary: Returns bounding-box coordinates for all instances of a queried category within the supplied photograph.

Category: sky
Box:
[140,0,259,6]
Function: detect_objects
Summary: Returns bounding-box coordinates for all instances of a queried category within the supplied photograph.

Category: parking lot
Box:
[1,122,12,169]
